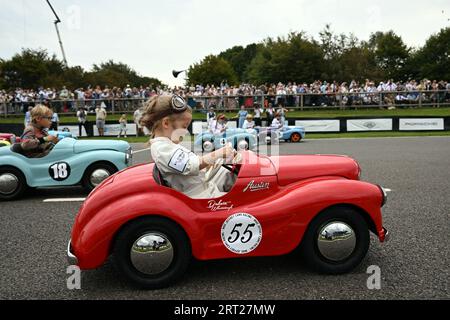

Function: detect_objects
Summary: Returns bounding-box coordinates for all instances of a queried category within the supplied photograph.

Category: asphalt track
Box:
[0,136,449,299]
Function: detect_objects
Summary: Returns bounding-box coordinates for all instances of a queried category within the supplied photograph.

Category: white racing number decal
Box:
[49,162,71,181]
[221,213,262,254]
[220,138,227,146]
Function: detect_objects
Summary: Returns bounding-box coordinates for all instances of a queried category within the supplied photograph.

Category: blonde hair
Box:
[31,105,52,123]
[140,95,192,137]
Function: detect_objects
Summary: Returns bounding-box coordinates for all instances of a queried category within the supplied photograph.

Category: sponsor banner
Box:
[192,121,208,134]
[399,118,444,131]
[295,120,340,132]
[57,125,86,137]
[227,122,237,129]
[347,119,392,131]
[94,124,137,136]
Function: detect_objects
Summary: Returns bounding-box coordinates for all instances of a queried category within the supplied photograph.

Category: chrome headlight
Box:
[378,185,388,207]
[125,147,132,165]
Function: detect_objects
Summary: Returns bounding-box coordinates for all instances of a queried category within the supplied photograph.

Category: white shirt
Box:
[242,120,255,129]
[209,120,227,135]
[150,137,225,199]
[271,118,283,129]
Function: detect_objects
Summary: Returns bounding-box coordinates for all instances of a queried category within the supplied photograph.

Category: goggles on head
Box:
[171,95,188,113]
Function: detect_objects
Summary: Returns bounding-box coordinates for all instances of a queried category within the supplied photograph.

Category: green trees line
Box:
[187,25,450,86]
[0,52,162,90]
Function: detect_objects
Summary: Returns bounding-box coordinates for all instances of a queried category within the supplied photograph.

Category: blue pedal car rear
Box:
[0,138,132,201]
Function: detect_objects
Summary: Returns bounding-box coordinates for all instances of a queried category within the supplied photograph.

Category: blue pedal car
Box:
[0,138,132,200]
[47,130,74,140]
[194,128,258,152]
[258,125,306,144]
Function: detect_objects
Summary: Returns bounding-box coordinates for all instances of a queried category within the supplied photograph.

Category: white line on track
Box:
[43,198,86,203]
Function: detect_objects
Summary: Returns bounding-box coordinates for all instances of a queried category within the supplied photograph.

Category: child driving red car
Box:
[140,95,236,199]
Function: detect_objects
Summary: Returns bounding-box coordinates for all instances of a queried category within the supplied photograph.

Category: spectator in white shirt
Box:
[209,114,228,135]
[271,113,283,129]
[242,114,255,130]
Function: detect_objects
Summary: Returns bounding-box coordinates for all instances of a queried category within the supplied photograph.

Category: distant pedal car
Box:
[68,150,389,289]
[195,128,258,152]
[48,130,74,140]
[258,125,306,144]
[0,133,21,145]
[0,138,132,200]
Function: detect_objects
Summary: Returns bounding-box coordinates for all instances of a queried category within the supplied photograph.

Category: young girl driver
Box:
[140,95,237,199]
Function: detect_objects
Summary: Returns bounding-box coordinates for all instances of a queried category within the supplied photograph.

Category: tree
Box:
[244,32,325,84]
[368,31,410,80]
[407,27,450,80]
[218,43,259,82]
[187,55,238,86]
[0,48,64,89]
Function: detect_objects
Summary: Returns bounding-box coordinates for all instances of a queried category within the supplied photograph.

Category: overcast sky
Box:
[1,0,449,86]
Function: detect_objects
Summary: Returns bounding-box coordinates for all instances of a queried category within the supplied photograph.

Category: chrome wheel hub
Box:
[130,233,174,275]
[237,140,249,150]
[0,173,19,195]
[89,169,110,187]
[203,141,214,152]
[317,222,356,261]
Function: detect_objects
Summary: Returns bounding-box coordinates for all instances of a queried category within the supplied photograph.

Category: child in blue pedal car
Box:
[20,104,59,158]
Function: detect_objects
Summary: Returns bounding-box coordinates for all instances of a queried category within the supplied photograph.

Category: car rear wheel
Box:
[236,138,249,151]
[82,163,117,192]
[290,133,302,143]
[113,217,191,289]
[0,167,27,201]
[202,140,214,152]
[299,206,370,274]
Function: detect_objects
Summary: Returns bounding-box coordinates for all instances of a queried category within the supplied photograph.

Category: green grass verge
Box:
[1,107,449,124]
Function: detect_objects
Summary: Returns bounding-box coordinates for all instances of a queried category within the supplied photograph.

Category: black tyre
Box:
[299,206,370,274]
[113,217,191,289]
[0,167,27,201]
[82,162,117,192]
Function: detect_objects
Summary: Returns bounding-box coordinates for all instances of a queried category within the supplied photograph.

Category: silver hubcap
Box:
[317,222,356,261]
[0,173,19,195]
[130,233,174,275]
[89,169,110,187]
[237,140,249,150]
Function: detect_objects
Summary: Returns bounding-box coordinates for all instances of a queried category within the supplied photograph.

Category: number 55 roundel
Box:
[221,213,262,254]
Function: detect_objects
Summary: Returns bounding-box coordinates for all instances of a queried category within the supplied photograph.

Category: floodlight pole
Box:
[46,0,68,67]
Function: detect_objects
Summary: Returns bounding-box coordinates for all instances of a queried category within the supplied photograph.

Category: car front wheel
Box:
[82,162,117,192]
[290,133,302,143]
[0,167,27,201]
[299,206,370,274]
[113,217,191,289]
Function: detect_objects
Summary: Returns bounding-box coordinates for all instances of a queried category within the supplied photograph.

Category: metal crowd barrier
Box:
[1,90,449,117]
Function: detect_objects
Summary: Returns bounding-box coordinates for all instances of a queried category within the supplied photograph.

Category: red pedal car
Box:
[0,133,21,144]
[67,151,389,289]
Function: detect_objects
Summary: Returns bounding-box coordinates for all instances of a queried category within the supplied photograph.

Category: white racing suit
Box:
[150,137,235,199]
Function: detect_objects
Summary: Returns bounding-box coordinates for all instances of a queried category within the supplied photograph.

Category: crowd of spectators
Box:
[1,79,449,114]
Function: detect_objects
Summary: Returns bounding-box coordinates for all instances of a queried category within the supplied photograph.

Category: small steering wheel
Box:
[204,152,242,182]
